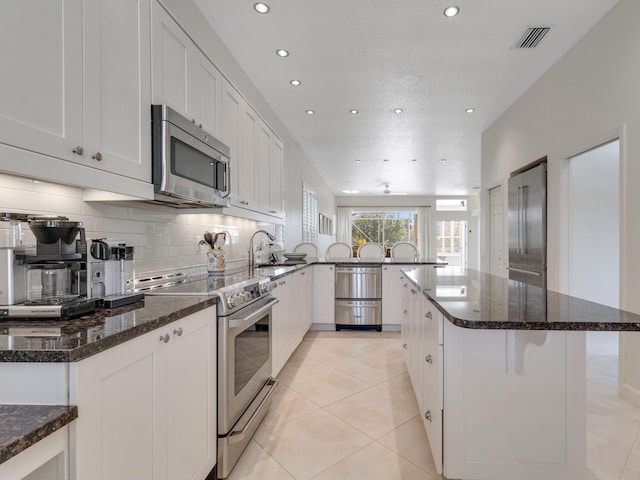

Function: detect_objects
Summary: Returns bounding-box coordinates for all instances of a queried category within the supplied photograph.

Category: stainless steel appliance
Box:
[89,239,136,298]
[151,104,231,208]
[508,159,547,288]
[0,215,97,319]
[142,270,278,479]
[335,265,382,331]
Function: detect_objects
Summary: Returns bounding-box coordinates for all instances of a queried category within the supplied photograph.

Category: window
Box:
[436,219,467,266]
[351,211,415,247]
[436,199,467,211]
[302,183,318,243]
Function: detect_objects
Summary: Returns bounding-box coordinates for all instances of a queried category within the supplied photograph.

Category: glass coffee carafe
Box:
[27,262,80,304]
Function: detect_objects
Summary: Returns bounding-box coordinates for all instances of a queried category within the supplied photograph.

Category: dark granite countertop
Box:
[0,404,78,466]
[403,267,640,331]
[0,295,217,363]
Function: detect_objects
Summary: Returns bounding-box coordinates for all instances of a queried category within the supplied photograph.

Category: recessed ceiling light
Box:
[393,108,403,114]
[349,109,359,114]
[305,109,315,115]
[383,159,389,163]
[253,2,270,14]
[412,159,417,163]
[342,189,360,194]
[443,6,460,17]
[355,159,361,163]
[276,49,289,57]
[440,158,447,163]
[465,108,475,113]
[290,80,301,86]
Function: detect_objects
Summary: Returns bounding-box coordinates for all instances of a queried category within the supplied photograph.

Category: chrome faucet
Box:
[249,229,276,272]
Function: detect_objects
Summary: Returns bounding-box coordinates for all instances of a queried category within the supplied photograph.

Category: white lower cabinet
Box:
[382,266,408,325]
[313,265,335,325]
[272,269,313,377]
[70,307,217,480]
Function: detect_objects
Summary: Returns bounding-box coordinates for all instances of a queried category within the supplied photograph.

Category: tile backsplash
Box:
[0,173,281,275]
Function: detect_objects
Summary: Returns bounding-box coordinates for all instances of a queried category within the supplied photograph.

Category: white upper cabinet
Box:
[0,0,83,163]
[0,0,152,183]
[269,135,284,218]
[83,0,152,181]
[238,102,258,210]
[151,0,222,137]
[221,79,243,206]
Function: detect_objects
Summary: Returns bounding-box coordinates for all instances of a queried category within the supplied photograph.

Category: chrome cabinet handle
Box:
[159,333,170,343]
[92,152,102,161]
[403,309,408,315]
[72,146,84,155]
[425,354,433,364]
[425,410,432,422]
[402,343,407,349]
[425,311,432,319]
[240,200,249,205]
[173,327,183,336]
[403,283,408,288]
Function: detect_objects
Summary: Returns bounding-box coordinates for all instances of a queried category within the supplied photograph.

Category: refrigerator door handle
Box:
[517,186,522,255]
[522,185,528,254]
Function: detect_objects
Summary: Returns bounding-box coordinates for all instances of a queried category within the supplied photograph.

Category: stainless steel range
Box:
[142,269,278,479]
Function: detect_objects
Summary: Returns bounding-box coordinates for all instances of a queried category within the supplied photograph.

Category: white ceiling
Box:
[194,0,619,197]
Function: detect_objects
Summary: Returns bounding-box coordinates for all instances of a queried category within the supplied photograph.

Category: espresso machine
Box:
[0,214,98,319]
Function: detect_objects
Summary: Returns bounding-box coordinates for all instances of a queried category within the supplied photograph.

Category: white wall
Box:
[158,0,335,251]
[480,0,640,405]
[480,0,640,312]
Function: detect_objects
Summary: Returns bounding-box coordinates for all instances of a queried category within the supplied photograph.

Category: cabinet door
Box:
[83,0,152,181]
[238,104,258,209]
[269,136,284,218]
[221,80,243,207]
[151,1,189,115]
[272,278,292,376]
[72,328,159,480]
[382,266,406,324]
[189,49,222,136]
[0,0,83,163]
[165,310,217,480]
[256,119,272,213]
[292,269,312,340]
[313,265,335,324]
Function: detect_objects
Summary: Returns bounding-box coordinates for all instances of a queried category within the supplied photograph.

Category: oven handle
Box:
[229,378,279,444]
[228,297,279,329]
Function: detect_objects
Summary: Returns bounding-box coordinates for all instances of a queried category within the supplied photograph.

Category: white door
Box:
[0,0,83,163]
[489,185,504,277]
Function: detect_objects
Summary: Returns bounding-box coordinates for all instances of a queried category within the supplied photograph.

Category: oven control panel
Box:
[220,278,271,313]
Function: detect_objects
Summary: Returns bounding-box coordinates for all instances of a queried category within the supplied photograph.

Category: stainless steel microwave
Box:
[151,104,230,208]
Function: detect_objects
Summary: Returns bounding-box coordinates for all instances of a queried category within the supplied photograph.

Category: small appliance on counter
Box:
[90,239,142,308]
[0,214,99,319]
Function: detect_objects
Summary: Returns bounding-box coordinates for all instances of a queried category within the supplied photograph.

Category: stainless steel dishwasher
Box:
[335,265,382,331]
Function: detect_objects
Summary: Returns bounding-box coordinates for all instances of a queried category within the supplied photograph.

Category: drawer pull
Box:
[402,343,408,350]
[425,410,432,422]
[403,283,408,288]
[159,333,170,343]
[403,309,408,315]
[411,289,417,294]
[425,311,433,319]
[173,327,183,336]
[425,354,433,364]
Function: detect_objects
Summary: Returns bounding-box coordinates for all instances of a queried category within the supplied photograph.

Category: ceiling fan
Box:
[382,184,407,195]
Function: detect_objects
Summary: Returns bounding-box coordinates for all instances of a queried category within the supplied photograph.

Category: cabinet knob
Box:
[159,333,170,343]
[191,118,196,123]
[425,410,432,422]
[92,152,102,161]
[403,309,408,315]
[173,327,183,336]
[301,272,305,276]
[403,283,408,288]
[72,146,84,155]
[425,311,432,319]
[402,343,407,349]
[411,289,417,295]
[425,354,433,364]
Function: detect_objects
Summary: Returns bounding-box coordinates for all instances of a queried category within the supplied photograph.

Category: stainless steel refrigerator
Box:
[508,162,547,288]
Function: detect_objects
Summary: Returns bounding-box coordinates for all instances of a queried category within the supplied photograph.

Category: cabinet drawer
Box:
[422,402,443,475]
[422,342,443,410]
[423,300,443,345]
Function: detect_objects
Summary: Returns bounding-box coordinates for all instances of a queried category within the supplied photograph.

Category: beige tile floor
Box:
[228,331,640,480]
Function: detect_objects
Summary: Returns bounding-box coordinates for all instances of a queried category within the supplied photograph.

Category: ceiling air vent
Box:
[512,26,551,49]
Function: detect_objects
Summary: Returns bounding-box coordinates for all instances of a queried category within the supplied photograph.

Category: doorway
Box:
[567,139,620,355]
[436,219,468,268]
[489,185,503,277]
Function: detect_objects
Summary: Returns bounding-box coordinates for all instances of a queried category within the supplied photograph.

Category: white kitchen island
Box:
[400,266,640,480]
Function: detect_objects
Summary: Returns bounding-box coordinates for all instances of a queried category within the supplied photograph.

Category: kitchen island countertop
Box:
[403,266,640,331]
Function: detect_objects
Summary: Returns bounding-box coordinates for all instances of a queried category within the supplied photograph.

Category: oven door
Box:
[218,296,278,434]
